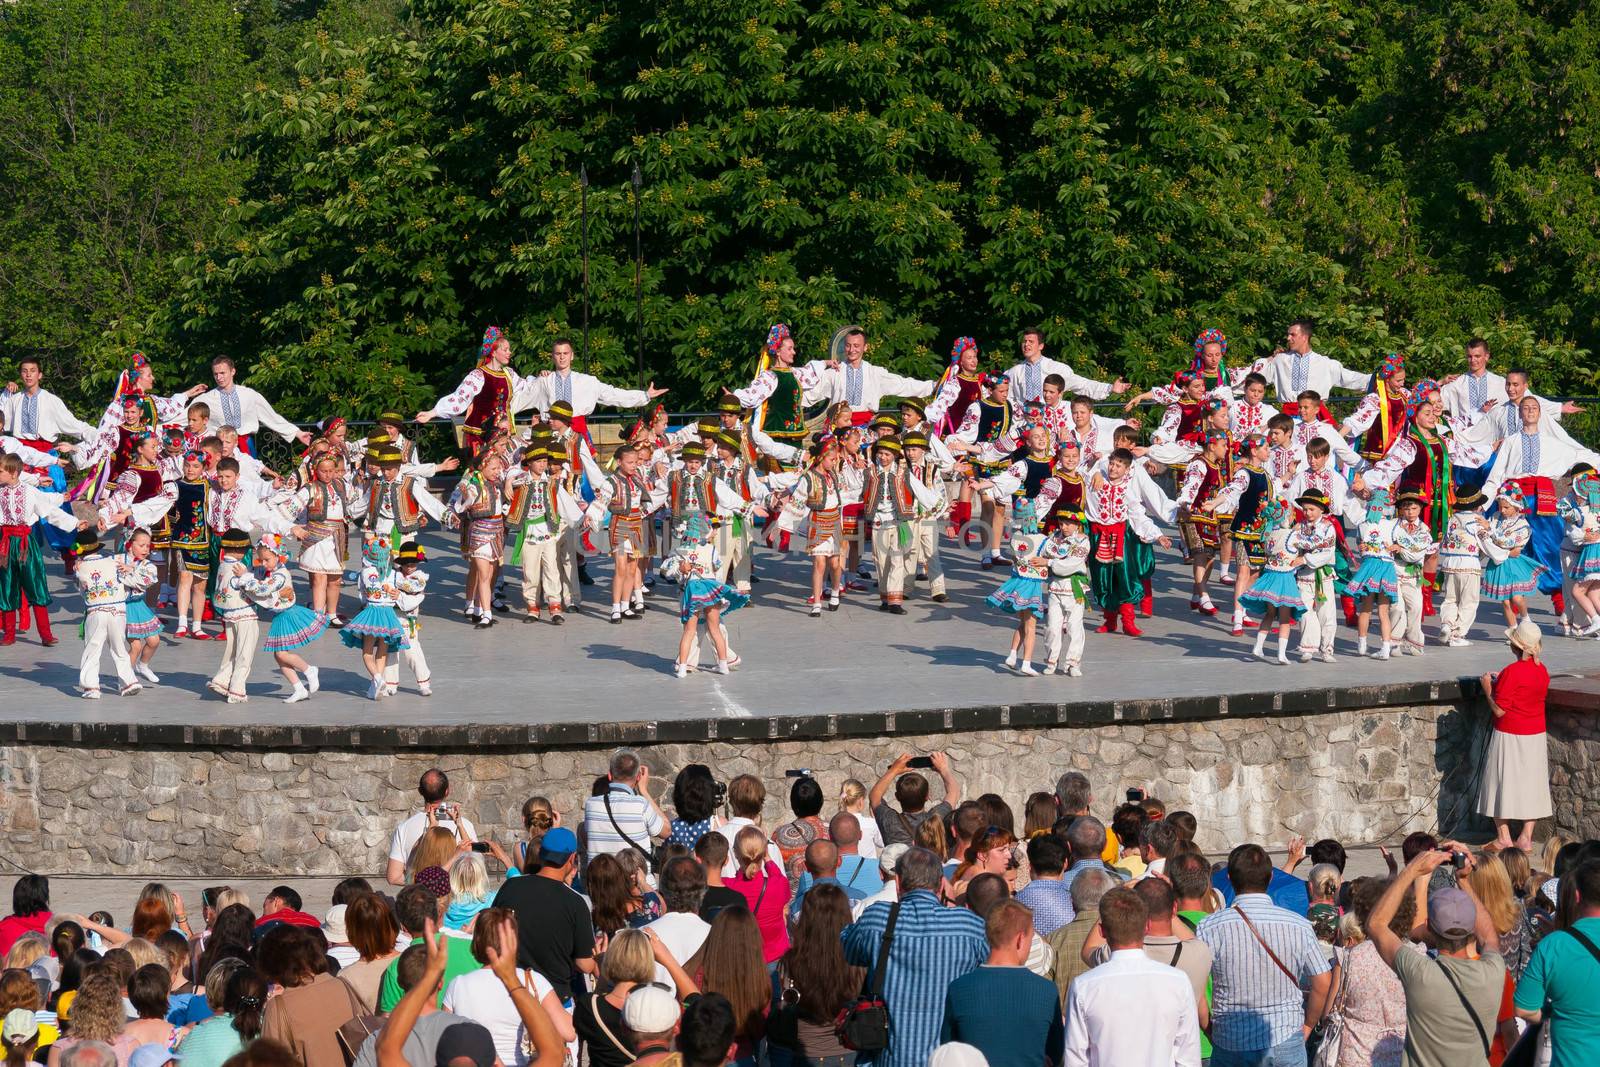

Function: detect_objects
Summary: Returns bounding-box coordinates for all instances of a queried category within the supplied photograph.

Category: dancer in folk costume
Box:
[1390,492,1439,654]
[1435,487,1491,647]
[1085,447,1172,637]
[1204,433,1274,635]
[1356,385,1453,615]
[1286,436,1359,625]
[1101,423,1175,617]
[118,528,163,685]
[343,531,414,700]
[73,525,142,698]
[1347,488,1401,659]
[0,454,78,646]
[168,450,214,639]
[1289,391,1362,469]
[1125,329,1239,411]
[581,441,662,623]
[415,326,528,459]
[207,529,260,704]
[1039,507,1091,677]
[1176,430,1233,616]
[1227,373,1274,443]
[351,441,448,554]
[1342,353,1414,463]
[238,534,329,703]
[730,324,829,469]
[926,337,987,537]
[665,511,749,678]
[947,373,1018,567]
[1481,485,1548,627]
[901,430,953,601]
[861,436,943,613]
[507,445,583,624]
[1287,491,1339,662]
[709,432,760,596]
[450,450,510,629]
[1559,469,1600,635]
[515,335,665,442]
[383,543,433,696]
[97,430,176,550]
[83,352,205,481]
[987,497,1050,675]
[1061,395,1125,470]
[1239,496,1305,664]
[1036,440,1089,538]
[288,449,353,621]
[771,435,848,617]
[1141,372,1212,483]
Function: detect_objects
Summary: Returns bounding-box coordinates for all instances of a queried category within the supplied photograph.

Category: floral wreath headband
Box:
[766,323,791,357]
[950,336,978,364]
[1379,352,1404,379]
[1406,378,1441,421]
[1192,329,1227,357]
[479,325,504,363]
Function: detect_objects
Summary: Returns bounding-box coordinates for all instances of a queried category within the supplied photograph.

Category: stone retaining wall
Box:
[0,702,1491,875]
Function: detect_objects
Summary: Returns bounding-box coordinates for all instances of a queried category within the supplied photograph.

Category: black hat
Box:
[434,1022,497,1067]
[74,526,101,555]
[1451,486,1487,511]
[219,529,253,553]
[718,394,743,415]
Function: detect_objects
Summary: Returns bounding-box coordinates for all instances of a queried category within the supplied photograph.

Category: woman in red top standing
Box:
[1476,619,1553,851]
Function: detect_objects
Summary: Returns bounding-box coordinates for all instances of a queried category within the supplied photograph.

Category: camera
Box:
[785,769,814,778]
[1435,847,1468,870]
[907,756,936,770]
[712,779,728,804]
[1126,787,1145,803]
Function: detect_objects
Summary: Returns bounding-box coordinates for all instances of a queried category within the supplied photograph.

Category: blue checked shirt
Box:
[1015,876,1076,935]
[842,890,988,1067]
[1197,893,1330,1051]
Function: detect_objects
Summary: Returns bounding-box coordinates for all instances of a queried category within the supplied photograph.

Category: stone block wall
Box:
[1548,708,1600,841]
[0,701,1496,875]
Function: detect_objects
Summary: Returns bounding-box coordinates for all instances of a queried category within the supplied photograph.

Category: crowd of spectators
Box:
[3,751,1600,1067]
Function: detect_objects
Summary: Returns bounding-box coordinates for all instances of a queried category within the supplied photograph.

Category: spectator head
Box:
[262,886,301,915]
[122,939,164,971]
[975,794,1015,836]
[64,974,124,1043]
[1165,811,1197,845]
[609,748,643,785]
[1167,850,1211,906]
[894,771,930,814]
[155,930,188,982]
[930,1045,988,1067]
[585,854,632,936]
[1055,772,1091,816]
[660,856,708,915]
[330,878,373,907]
[1133,877,1177,933]
[2,937,44,975]
[678,992,738,1067]
[1307,864,1341,905]
[1401,832,1438,863]
[520,797,556,852]
[255,926,326,989]
[984,899,1034,959]
[97,948,136,989]
[622,984,682,1047]
[51,920,85,962]
[1140,797,1167,820]
[1226,844,1274,895]
[700,909,769,1043]
[537,827,580,876]
[1309,839,1347,873]
[827,812,861,851]
[1070,868,1116,916]
[129,898,171,942]
[408,830,459,882]
[789,776,824,819]
[9,877,47,919]
[878,843,910,880]
[727,775,765,820]
[467,908,518,967]
[1426,887,1478,953]
[964,873,1010,919]
[414,866,451,903]
[395,944,429,993]
[0,969,41,1016]
[1140,820,1180,863]
[734,826,772,881]
[1023,792,1057,838]
[895,847,944,893]
[1026,835,1068,878]
[1066,816,1107,863]
[394,885,440,938]
[1098,887,1149,950]
[694,830,729,872]
[600,929,655,988]
[418,768,450,805]
[805,840,840,879]
[951,803,987,850]
[1574,861,1600,919]
[128,964,170,1021]
[673,765,720,824]
[346,893,400,963]
[839,778,868,812]
[913,813,949,860]
[450,852,489,904]
[57,1043,116,1067]
[224,968,268,1042]
[1499,847,1533,898]
[202,958,246,1014]
[1110,804,1147,855]
[436,1022,498,1067]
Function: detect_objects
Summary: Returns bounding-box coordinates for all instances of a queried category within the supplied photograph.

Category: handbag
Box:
[835,901,901,1052]
[603,789,665,874]
[333,976,384,1066]
[1307,948,1349,1067]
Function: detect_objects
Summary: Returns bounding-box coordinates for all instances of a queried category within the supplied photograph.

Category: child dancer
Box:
[1087,448,1171,636]
[986,497,1049,675]
[342,532,411,700]
[1392,492,1439,653]
[1039,507,1091,676]
[384,543,432,696]
[1482,485,1547,627]
[508,446,581,624]
[290,451,351,623]
[1436,487,1491,646]
[1348,489,1401,659]
[120,528,163,684]
[1288,491,1339,662]
[1205,433,1273,636]
[666,512,748,677]
[1175,429,1232,615]
[862,436,918,614]
[1560,471,1600,636]
[767,436,846,617]
[73,526,142,698]
[1239,497,1304,664]
[0,454,77,646]
[168,450,213,639]
[235,534,327,703]
[451,450,509,629]
[208,529,258,703]
[582,442,658,623]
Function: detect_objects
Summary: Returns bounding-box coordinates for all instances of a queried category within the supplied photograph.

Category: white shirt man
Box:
[189,359,310,444]
[513,340,664,425]
[1005,329,1127,405]
[1243,321,1369,403]
[803,330,934,413]
[2,361,98,446]
[387,789,477,886]
[1065,948,1202,1066]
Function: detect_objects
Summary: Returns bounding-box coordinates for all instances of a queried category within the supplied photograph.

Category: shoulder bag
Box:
[1506,926,1600,1067]
[603,789,664,874]
[1307,948,1348,1067]
[835,901,901,1052]
[333,976,385,1066]
[1231,903,1301,985]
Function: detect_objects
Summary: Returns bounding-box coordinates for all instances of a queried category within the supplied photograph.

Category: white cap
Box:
[322,904,349,945]
[929,1043,989,1067]
[879,842,911,876]
[622,985,680,1034]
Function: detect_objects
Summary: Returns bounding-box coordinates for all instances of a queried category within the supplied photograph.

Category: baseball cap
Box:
[1427,887,1476,939]
[1,1010,38,1045]
[622,984,681,1034]
[878,842,910,876]
[128,1044,179,1067]
[539,826,579,863]
[434,1022,497,1067]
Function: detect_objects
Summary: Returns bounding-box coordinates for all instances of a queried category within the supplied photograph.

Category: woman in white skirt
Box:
[1477,619,1553,851]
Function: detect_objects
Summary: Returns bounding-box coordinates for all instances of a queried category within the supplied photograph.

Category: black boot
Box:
[577,561,595,587]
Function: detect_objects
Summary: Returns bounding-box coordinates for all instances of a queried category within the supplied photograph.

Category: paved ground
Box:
[1,533,1590,727]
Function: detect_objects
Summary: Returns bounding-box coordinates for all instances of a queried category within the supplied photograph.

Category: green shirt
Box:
[1514,918,1600,1067]
[1176,910,1214,1059]
[175,1012,245,1067]
[378,932,482,1011]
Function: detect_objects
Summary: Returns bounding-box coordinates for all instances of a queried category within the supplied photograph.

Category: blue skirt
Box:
[1347,556,1399,602]
[1527,513,1564,594]
[124,599,163,639]
[1240,569,1306,619]
[1572,542,1600,582]
[264,604,330,652]
[340,603,409,652]
[680,578,748,622]
[1483,555,1547,601]
[987,575,1047,619]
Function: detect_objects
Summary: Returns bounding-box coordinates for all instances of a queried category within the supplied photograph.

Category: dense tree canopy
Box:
[1,0,1596,417]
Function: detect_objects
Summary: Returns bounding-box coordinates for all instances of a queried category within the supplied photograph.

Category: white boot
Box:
[285,684,310,704]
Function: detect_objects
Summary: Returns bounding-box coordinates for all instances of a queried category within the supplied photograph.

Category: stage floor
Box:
[0,535,1589,733]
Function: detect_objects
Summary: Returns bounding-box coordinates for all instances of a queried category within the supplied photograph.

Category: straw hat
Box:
[1505,619,1542,655]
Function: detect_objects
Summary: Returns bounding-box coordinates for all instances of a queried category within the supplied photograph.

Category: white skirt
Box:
[299,537,344,575]
[1476,729,1553,820]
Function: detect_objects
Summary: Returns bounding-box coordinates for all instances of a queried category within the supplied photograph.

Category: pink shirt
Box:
[727,860,792,962]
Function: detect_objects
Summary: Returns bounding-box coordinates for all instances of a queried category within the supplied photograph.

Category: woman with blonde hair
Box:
[836,779,883,859]
[1469,851,1532,979]
[45,974,125,1067]
[406,826,460,881]
[726,827,790,964]
[1,935,46,974]
[138,883,194,939]
[913,813,949,862]
[573,928,690,1067]
[443,852,492,932]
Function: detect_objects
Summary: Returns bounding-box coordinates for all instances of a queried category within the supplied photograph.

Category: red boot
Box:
[0,610,14,646]
[1120,603,1144,636]
[59,549,77,577]
[32,605,56,647]
[1422,586,1436,617]
[202,601,216,622]
[1552,591,1567,617]
[1096,610,1119,634]
[16,591,29,633]
[1340,595,1358,629]
[1139,576,1155,617]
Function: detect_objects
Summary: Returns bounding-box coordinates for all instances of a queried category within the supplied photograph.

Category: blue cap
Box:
[539,826,579,860]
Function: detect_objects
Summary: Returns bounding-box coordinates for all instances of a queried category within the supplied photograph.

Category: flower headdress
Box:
[1406,378,1441,421]
[478,325,504,365]
[114,352,151,400]
[950,336,978,364]
[766,323,791,357]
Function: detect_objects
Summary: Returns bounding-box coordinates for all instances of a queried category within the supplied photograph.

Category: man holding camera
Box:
[387,768,477,886]
[1367,842,1505,1067]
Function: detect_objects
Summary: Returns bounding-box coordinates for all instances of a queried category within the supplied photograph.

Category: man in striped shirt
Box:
[1197,844,1331,1067]
[582,748,668,865]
